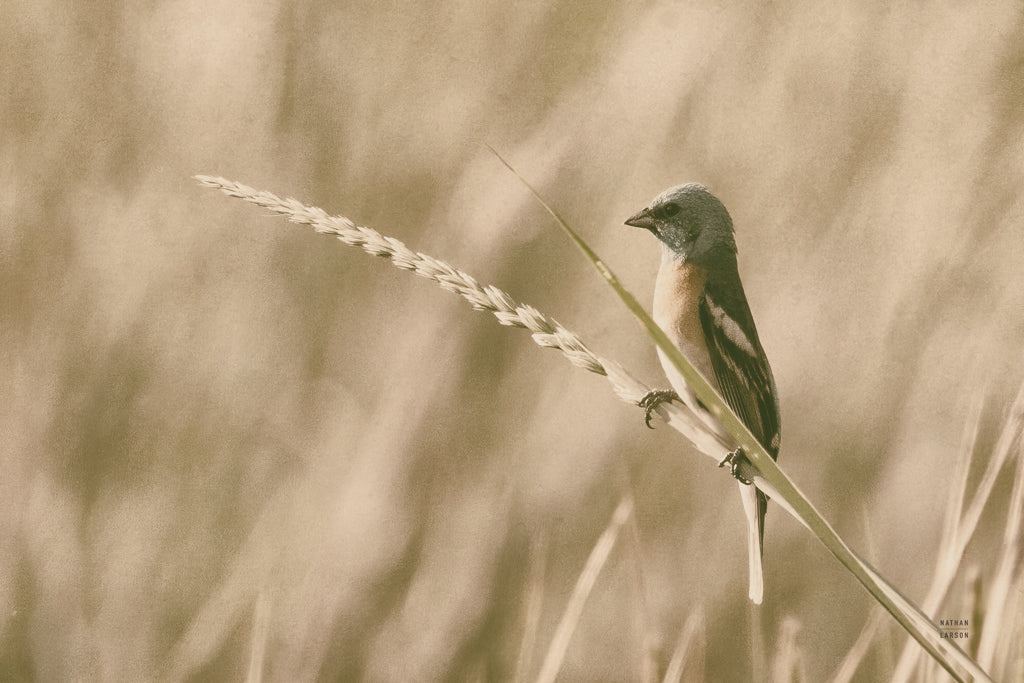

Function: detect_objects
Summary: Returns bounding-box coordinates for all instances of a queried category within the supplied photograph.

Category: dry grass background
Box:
[2,2,1023,681]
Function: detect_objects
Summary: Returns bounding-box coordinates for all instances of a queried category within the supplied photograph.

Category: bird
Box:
[625,183,780,604]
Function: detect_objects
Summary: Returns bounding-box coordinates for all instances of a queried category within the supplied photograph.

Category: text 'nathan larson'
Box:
[938,619,969,640]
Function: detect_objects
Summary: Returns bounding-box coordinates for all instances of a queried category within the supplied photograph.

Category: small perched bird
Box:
[625,183,780,604]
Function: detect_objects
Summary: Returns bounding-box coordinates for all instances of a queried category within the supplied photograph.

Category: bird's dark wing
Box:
[700,275,780,553]
[698,280,781,459]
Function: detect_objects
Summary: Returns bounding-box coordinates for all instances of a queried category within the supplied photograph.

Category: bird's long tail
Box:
[739,483,767,604]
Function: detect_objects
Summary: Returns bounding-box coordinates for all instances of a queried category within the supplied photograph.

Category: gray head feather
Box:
[624,183,736,266]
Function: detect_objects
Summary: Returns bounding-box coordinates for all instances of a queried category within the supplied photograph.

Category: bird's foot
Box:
[718,448,753,485]
[638,389,680,429]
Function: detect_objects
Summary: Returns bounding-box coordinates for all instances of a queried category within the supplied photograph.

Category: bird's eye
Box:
[662,203,680,217]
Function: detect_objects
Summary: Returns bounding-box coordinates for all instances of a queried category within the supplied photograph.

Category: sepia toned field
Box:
[2,2,1023,681]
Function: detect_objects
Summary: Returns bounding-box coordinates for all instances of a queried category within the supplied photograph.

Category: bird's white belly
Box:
[655,326,718,411]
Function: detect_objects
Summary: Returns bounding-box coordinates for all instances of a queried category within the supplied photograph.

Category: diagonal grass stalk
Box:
[535,494,634,683]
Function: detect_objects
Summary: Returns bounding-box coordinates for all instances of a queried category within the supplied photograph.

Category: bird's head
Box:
[624,183,736,265]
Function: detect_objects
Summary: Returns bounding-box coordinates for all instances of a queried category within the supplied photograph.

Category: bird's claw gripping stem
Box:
[718,448,753,485]
[637,389,681,429]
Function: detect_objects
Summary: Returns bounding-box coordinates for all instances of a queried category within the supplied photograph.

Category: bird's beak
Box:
[624,207,656,229]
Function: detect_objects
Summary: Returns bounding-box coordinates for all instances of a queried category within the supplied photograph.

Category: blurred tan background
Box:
[2,1,1023,680]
